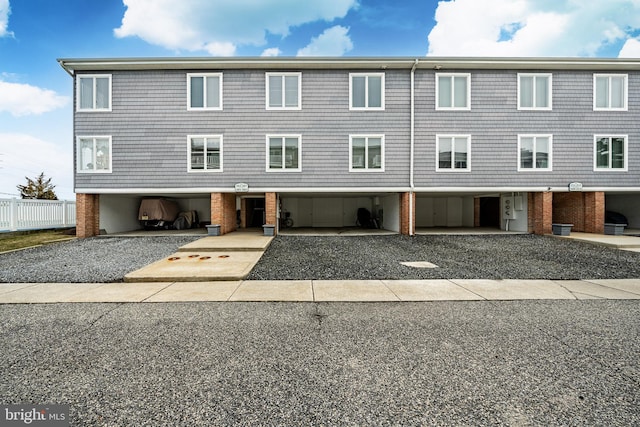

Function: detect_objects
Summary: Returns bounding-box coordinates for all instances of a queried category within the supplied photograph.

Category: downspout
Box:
[409,59,418,236]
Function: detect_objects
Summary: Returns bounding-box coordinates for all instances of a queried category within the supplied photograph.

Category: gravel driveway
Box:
[248,234,640,280]
[1,234,640,283]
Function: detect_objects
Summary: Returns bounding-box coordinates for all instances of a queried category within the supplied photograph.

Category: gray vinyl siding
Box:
[74,69,411,191]
[414,69,640,188]
[74,65,640,192]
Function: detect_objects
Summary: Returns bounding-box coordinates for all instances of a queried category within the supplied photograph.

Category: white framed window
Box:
[436,73,470,110]
[436,135,471,171]
[266,135,302,171]
[350,73,385,110]
[188,73,222,110]
[188,135,222,172]
[77,75,111,111]
[594,135,627,171]
[518,73,552,110]
[266,73,301,110]
[518,135,552,171]
[594,74,627,111]
[77,136,112,173]
[349,135,384,172]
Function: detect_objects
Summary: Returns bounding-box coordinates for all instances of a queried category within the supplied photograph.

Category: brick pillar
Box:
[531,192,552,235]
[76,193,100,238]
[211,193,237,235]
[400,192,415,236]
[240,198,247,229]
[265,193,277,234]
[584,192,605,234]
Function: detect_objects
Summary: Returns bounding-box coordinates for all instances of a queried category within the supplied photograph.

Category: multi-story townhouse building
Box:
[58,57,640,238]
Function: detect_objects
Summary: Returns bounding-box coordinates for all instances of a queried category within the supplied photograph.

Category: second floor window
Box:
[188,136,222,172]
[594,135,627,171]
[188,73,222,110]
[77,75,111,111]
[350,73,384,110]
[350,135,384,171]
[266,73,301,109]
[437,135,470,171]
[594,74,627,110]
[436,73,470,110]
[267,135,301,171]
[518,135,552,171]
[77,136,112,173]
[518,74,551,110]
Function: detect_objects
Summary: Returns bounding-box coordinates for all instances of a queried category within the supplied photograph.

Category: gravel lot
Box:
[248,234,640,280]
[1,234,640,282]
[0,236,199,283]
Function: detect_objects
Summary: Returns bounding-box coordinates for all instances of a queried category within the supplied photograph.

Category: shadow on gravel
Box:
[247,234,640,280]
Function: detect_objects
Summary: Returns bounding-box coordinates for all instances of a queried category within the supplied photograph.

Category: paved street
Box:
[1,301,638,426]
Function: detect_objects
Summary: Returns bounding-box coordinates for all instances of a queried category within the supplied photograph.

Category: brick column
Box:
[584,191,605,234]
[265,193,277,233]
[531,192,552,235]
[76,193,100,238]
[473,197,481,227]
[400,192,415,236]
[240,198,247,229]
[211,193,237,235]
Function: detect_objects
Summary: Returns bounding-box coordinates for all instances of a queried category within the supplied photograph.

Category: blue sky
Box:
[1,0,640,200]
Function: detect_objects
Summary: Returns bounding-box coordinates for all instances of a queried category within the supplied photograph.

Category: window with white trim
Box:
[436,73,470,110]
[267,135,301,171]
[77,136,112,173]
[188,135,222,172]
[77,75,111,111]
[349,135,384,171]
[518,135,552,171]
[594,135,627,171]
[518,73,552,110]
[350,73,384,110]
[594,74,627,111]
[266,73,301,109]
[188,73,222,110]
[436,135,470,171]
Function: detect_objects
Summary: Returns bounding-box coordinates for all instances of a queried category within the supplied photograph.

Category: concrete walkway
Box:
[1,278,639,303]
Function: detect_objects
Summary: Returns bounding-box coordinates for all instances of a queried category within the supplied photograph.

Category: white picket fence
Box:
[0,198,76,232]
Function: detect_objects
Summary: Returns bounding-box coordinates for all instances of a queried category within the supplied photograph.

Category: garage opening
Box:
[479,197,500,228]
[244,197,265,228]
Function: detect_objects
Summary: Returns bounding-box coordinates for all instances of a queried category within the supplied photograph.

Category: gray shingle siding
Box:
[74,64,640,192]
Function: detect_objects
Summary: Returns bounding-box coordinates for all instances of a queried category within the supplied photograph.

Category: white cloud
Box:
[427,0,640,57]
[261,47,282,57]
[0,133,73,199]
[297,25,353,56]
[0,0,12,37]
[114,0,357,55]
[0,81,69,116]
[618,38,640,57]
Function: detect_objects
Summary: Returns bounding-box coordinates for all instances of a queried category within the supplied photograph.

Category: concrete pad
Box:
[69,282,173,302]
[561,232,640,249]
[0,283,106,303]
[125,251,264,282]
[229,280,313,302]
[382,280,483,301]
[313,280,399,302]
[145,281,241,302]
[585,279,640,297]
[400,261,439,269]
[0,283,38,295]
[179,233,273,252]
[555,280,640,300]
[451,279,576,300]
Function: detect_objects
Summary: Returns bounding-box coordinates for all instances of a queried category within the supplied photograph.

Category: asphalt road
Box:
[1,301,639,426]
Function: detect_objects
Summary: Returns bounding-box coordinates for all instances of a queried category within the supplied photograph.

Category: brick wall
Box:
[76,193,100,238]
[552,192,604,233]
[474,198,481,227]
[400,192,415,235]
[529,192,552,235]
[211,193,237,235]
